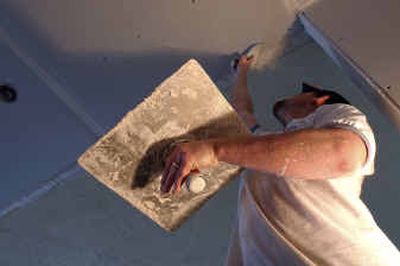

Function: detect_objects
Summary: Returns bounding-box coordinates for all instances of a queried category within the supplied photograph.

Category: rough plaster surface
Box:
[78,59,250,232]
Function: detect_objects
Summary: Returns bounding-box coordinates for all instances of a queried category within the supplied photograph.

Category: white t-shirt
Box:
[225,103,400,266]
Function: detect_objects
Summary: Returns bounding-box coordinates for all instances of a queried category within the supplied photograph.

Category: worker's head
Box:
[273,82,351,126]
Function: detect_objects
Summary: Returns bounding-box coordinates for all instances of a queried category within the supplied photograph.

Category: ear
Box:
[314,95,330,106]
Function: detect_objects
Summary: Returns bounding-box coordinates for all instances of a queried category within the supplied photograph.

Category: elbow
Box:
[334,141,363,176]
[336,158,356,176]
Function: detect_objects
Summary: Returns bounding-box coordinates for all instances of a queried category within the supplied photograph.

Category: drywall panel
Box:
[0,0,298,132]
[1,0,295,54]
[302,0,400,130]
[0,40,94,210]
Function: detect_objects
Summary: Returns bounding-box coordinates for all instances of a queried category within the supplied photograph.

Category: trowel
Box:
[231,40,286,73]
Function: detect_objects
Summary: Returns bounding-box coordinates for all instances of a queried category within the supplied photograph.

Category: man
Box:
[160,56,400,265]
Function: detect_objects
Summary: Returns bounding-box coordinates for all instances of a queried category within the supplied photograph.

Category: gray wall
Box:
[0,0,298,210]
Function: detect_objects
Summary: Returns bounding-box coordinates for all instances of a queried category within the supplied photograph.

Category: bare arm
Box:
[160,124,367,193]
[210,127,367,180]
[231,56,258,129]
[160,60,366,193]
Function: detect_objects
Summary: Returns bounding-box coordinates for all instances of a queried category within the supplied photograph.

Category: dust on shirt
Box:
[226,103,400,266]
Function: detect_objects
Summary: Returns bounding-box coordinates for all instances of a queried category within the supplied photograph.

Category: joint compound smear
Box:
[247,38,286,72]
[246,0,320,72]
[278,142,305,177]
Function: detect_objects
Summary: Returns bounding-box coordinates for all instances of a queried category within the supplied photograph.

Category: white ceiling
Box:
[3,0,297,55]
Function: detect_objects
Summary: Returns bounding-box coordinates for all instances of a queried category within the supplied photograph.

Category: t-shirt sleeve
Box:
[313,104,376,176]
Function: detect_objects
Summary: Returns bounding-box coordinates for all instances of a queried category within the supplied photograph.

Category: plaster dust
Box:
[78,59,251,232]
[238,0,320,72]
[282,0,320,13]
[247,40,286,71]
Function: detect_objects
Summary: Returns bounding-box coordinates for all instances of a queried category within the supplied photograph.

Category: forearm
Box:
[209,128,352,179]
[232,71,254,113]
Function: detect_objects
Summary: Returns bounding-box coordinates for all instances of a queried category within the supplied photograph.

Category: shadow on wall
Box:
[0,3,234,133]
[0,1,309,136]
[132,112,250,189]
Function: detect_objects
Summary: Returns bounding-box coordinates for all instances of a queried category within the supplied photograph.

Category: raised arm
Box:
[231,55,258,129]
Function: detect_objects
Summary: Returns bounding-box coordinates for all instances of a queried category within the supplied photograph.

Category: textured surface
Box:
[78,59,250,231]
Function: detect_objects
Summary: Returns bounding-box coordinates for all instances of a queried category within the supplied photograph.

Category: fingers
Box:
[160,148,179,193]
[161,154,180,194]
[238,55,254,73]
[240,54,254,63]
[174,154,189,193]
[159,143,202,195]
[239,56,247,65]
[161,150,190,195]
[161,144,182,182]
[160,150,193,195]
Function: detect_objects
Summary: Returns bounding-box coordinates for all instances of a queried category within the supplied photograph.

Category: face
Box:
[273,92,326,126]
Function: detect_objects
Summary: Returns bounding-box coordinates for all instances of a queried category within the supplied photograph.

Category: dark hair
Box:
[302,82,351,105]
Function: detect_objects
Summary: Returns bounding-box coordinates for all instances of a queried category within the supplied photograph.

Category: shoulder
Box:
[314,104,367,123]
[314,103,376,176]
[313,103,373,137]
[313,103,373,134]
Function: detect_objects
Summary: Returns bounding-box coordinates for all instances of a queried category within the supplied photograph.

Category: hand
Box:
[160,140,219,195]
[237,55,254,74]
